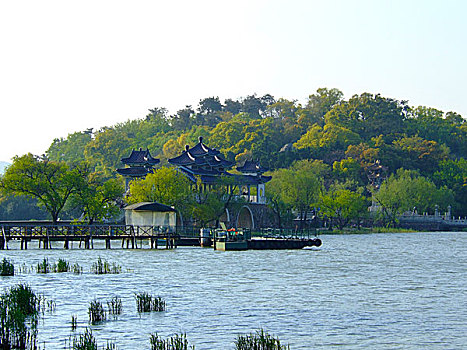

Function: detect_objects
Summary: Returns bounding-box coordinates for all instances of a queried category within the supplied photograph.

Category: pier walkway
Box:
[1,223,180,250]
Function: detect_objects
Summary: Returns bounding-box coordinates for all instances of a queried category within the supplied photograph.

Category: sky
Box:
[0,0,466,162]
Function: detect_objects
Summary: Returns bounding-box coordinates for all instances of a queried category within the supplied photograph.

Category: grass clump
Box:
[107,296,122,316]
[0,284,40,349]
[91,257,121,274]
[54,258,70,272]
[72,263,83,274]
[135,293,166,313]
[150,333,195,350]
[36,258,52,273]
[235,329,290,350]
[1,258,14,276]
[69,328,97,350]
[36,258,74,273]
[88,299,106,324]
[67,328,117,350]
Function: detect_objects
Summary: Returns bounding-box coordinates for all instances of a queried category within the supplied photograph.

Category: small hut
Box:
[124,202,176,232]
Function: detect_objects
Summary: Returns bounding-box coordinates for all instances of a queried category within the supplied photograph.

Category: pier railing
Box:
[0,223,179,250]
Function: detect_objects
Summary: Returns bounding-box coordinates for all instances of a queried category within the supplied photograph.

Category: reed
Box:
[36,257,51,273]
[88,299,106,324]
[234,329,290,350]
[72,263,83,274]
[149,333,195,350]
[70,328,98,350]
[107,296,122,316]
[54,258,70,273]
[38,294,56,313]
[135,292,166,313]
[71,315,77,331]
[0,284,39,349]
[91,257,121,274]
[0,257,14,276]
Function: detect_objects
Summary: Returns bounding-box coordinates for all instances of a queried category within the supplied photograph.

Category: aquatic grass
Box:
[149,333,195,350]
[0,284,40,349]
[91,257,121,274]
[235,329,290,350]
[1,258,14,276]
[36,258,52,273]
[54,258,70,273]
[88,299,106,324]
[107,296,122,316]
[67,328,117,350]
[71,315,77,331]
[70,328,98,350]
[72,263,83,274]
[135,293,166,313]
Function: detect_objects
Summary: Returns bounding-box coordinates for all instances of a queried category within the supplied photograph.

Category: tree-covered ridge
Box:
[43,88,466,218]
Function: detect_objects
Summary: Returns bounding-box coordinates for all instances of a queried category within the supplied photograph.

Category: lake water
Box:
[1,232,466,349]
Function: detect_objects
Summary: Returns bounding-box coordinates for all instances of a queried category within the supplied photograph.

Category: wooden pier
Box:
[0,223,179,250]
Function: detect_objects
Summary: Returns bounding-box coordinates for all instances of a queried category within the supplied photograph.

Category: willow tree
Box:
[267,160,327,229]
[374,169,455,226]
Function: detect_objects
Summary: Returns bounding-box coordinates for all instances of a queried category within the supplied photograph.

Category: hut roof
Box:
[124,202,176,212]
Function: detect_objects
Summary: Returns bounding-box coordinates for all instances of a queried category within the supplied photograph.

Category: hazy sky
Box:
[0,0,465,162]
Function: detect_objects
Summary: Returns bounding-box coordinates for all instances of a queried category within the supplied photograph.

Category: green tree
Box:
[332,157,364,184]
[266,168,295,229]
[298,87,343,129]
[190,175,242,228]
[433,158,467,215]
[325,93,407,140]
[70,166,124,223]
[392,135,449,175]
[126,167,193,218]
[0,195,48,220]
[318,184,368,230]
[267,160,325,228]
[46,130,93,164]
[373,169,455,226]
[0,154,81,224]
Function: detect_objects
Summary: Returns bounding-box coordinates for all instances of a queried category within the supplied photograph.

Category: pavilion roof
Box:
[236,160,269,174]
[121,148,160,166]
[168,137,233,169]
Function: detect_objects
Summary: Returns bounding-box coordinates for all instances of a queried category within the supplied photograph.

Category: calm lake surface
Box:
[1,232,466,349]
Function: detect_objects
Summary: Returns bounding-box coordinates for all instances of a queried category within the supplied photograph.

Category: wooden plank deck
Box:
[0,224,179,250]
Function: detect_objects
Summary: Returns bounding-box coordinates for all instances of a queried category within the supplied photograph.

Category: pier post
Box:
[0,237,4,250]
[105,238,111,249]
[64,239,69,249]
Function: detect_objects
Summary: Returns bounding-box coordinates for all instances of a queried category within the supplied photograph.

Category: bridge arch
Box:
[219,208,230,225]
[236,205,254,230]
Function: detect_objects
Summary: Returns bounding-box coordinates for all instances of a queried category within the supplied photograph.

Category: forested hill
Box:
[45,88,467,213]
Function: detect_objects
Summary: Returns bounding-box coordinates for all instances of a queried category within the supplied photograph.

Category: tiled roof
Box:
[168,137,233,168]
[237,160,268,174]
[121,148,160,166]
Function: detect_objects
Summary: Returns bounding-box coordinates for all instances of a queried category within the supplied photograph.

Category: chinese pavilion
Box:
[168,137,271,204]
[117,148,160,190]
